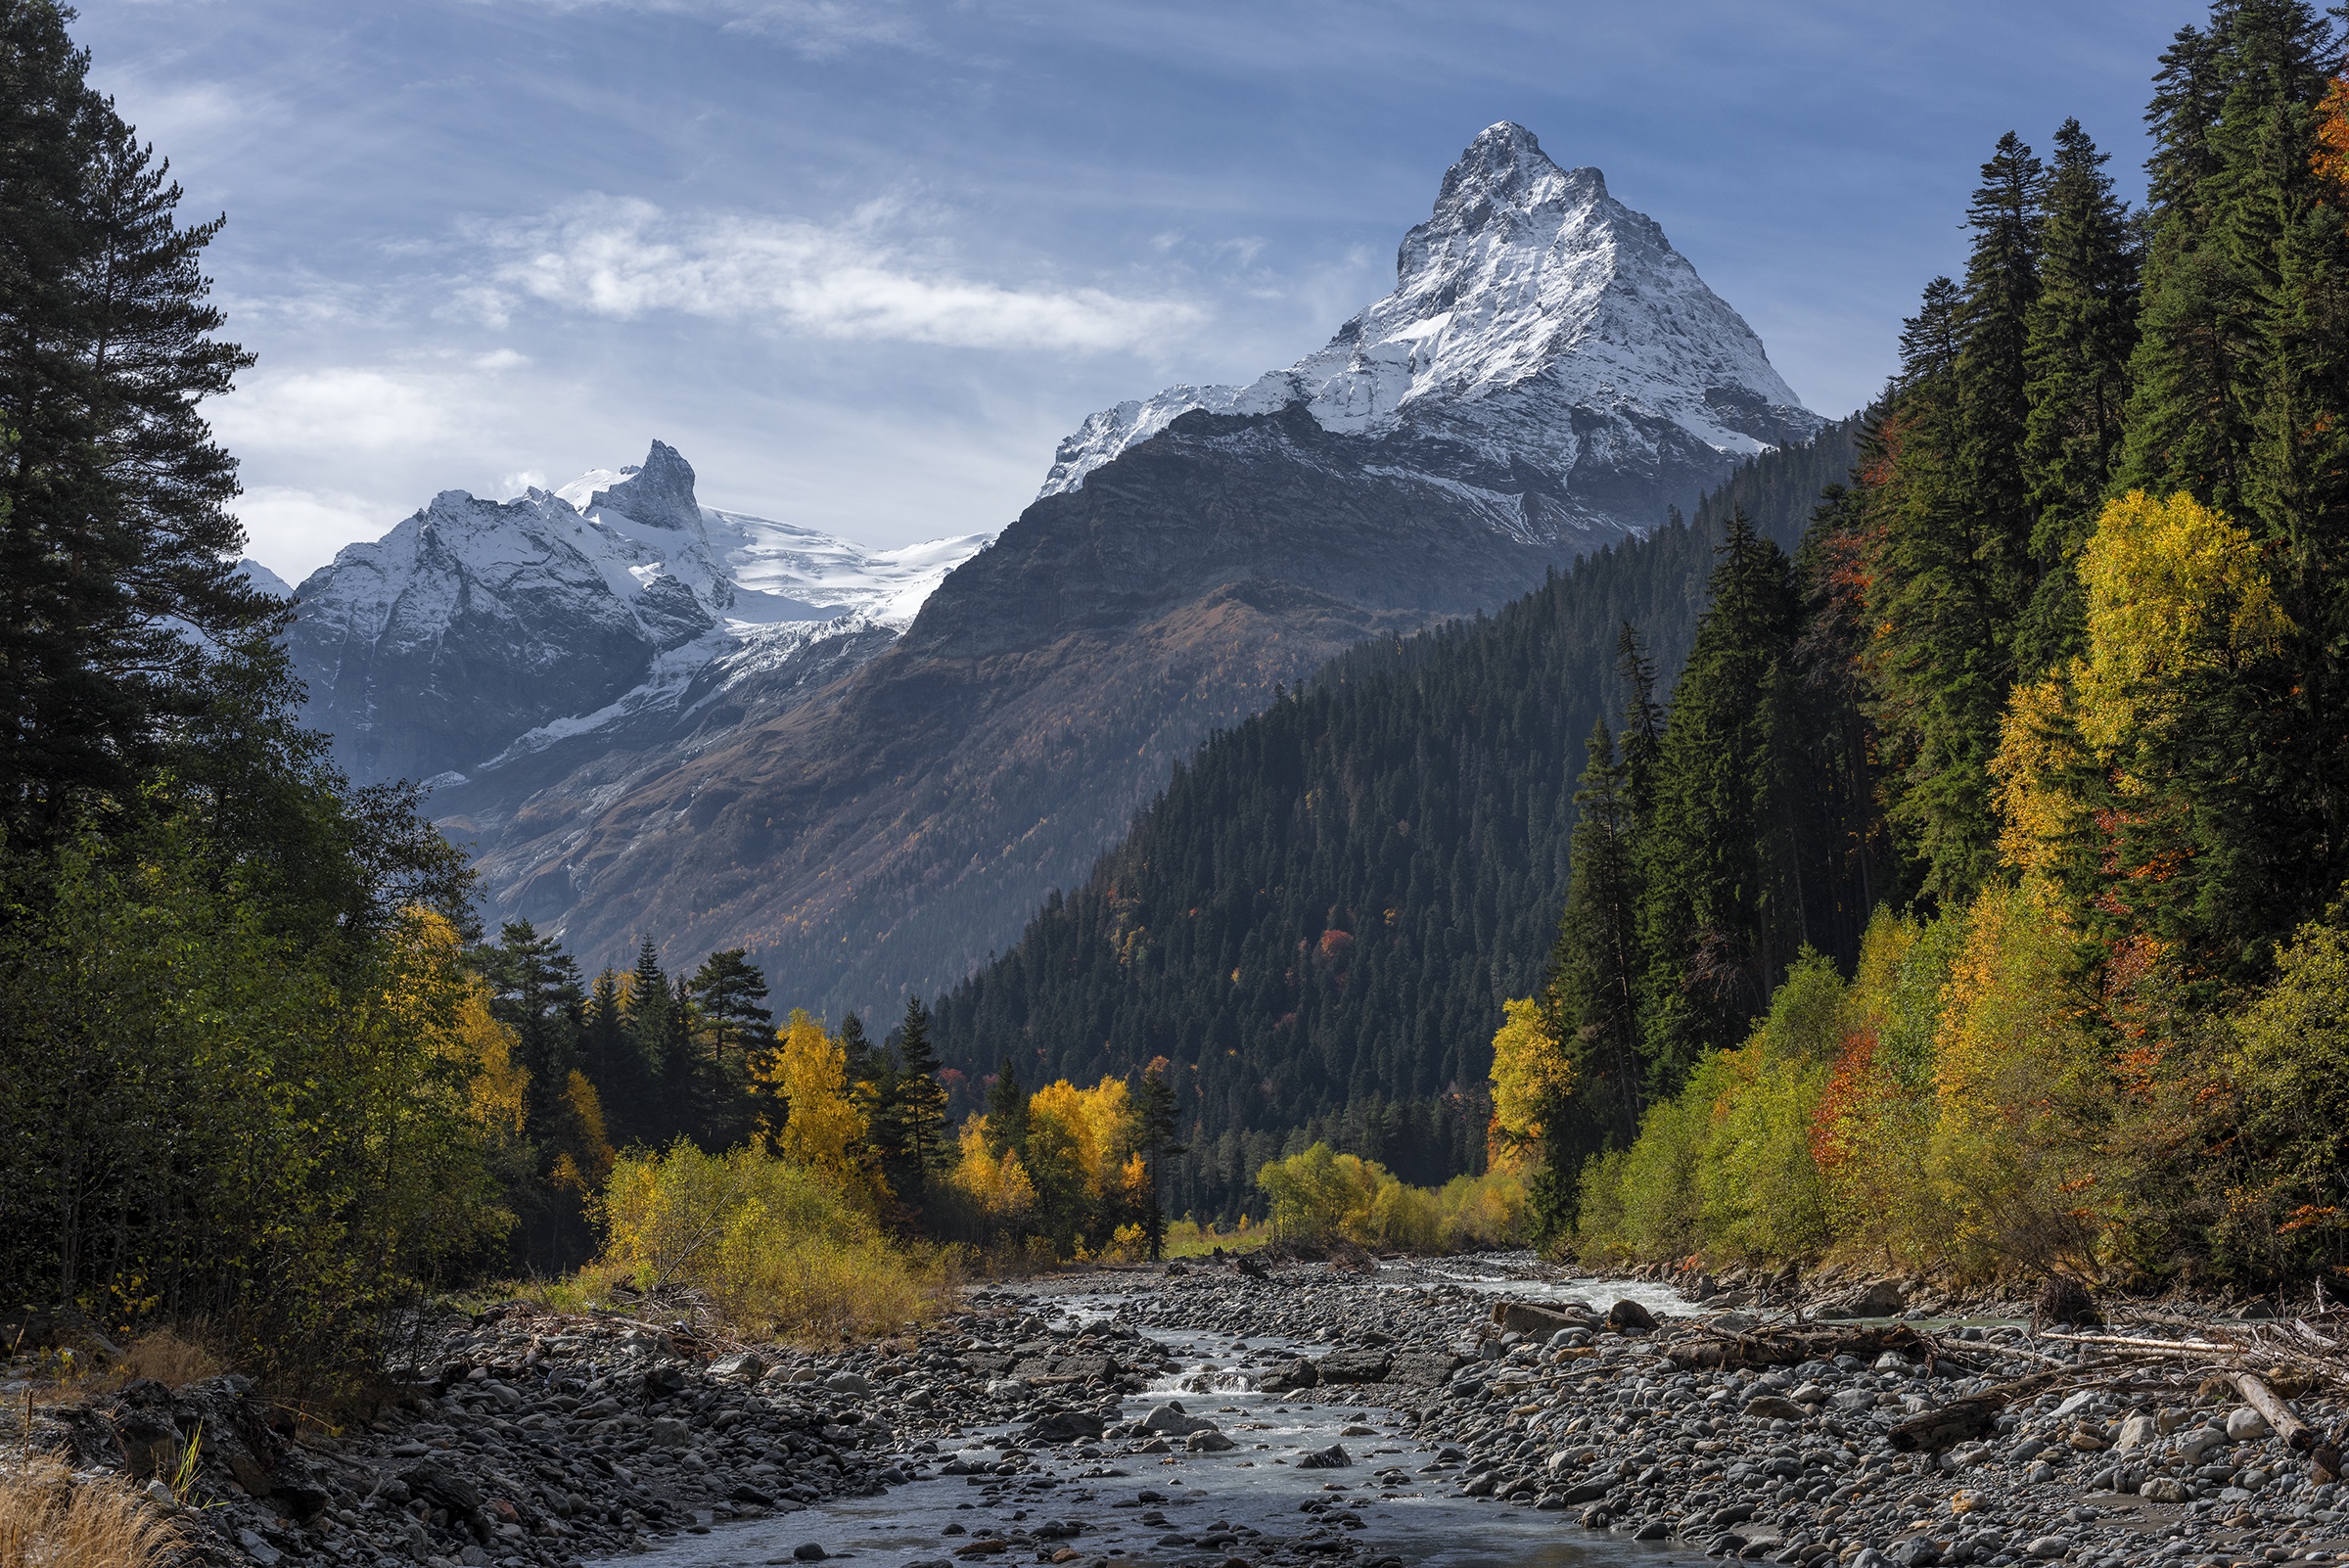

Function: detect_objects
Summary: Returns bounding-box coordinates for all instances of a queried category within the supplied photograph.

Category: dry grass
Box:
[110,1331,222,1391]
[0,1457,184,1568]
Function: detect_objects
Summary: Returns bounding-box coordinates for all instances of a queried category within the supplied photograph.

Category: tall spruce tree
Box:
[1541,720,1644,1153]
[2018,118,2140,670]
[0,0,265,833]
[889,998,950,1207]
[1868,136,2048,902]
[1135,1065,1186,1261]
[479,920,585,1130]
[1635,512,1806,1087]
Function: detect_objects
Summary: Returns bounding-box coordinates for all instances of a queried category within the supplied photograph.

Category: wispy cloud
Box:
[497,0,929,58]
[476,195,1203,353]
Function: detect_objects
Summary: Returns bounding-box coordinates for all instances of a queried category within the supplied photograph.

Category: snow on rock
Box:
[1037,121,1818,514]
[288,440,990,786]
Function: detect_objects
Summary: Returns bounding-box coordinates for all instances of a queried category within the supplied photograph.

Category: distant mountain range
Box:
[271,121,1823,1013]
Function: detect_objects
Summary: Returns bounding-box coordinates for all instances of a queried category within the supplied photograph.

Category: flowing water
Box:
[632,1269,1709,1568]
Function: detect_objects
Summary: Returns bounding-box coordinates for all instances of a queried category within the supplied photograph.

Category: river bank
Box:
[16,1255,2348,1568]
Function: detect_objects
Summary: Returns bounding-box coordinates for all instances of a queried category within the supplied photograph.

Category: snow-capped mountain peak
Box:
[1036,121,1816,512]
[286,440,991,790]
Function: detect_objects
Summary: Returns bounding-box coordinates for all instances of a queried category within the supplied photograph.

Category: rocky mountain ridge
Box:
[280,122,1820,1010]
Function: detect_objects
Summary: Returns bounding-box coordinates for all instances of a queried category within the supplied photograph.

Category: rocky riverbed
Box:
[21,1257,2349,1568]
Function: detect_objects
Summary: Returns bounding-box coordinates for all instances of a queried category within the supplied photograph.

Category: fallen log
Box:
[1887,1367,2079,1453]
[2231,1370,2314,1453]
[1664,1323,1941,1372]
[2039,1330,2240,1356]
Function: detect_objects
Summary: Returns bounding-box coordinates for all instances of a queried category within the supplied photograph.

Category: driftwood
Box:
[2040,1329,2239,1357]
[1664,1323,1942,1372]
[2231,1370,2314,1452]
[1886,1367,2076,1453]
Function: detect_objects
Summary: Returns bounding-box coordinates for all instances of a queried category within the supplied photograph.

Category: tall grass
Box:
[595,1141,954,1340]
[0,1458,183,1568]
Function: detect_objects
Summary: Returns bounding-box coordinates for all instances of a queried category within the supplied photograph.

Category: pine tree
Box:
[624,938,671,1082]
[1866,136,2048,902]
[1135,1065,1186,1261]
[2018,118,2140,670]
[583,966,628,1084]
[1613,624,1663,829]
[985,1054,1029,1157]
[890,997,950,1206]
[1529,718,1645,1240]
[0,2,265,833]
[1636,511,1805,1086]
[687,948,771,1087]
[479,920,586,1130]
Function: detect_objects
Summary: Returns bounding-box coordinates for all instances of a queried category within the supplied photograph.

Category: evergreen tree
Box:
[688,947,772,1086]
[2121,2,2337,515]
[1527,717,1646,1240]
[583,966,629,1091]
[890,998,950,1206]
[664,973,696,1092]
[985,1055,1029,1157]
[0,0,265,835]
[1636,511,1805,1086]
[1135,1065,1186,1261]
[2018,118,2140,670]
[840,1010,875,1085]
[479,919,585,1129]
[1867,136,2048,902]
[623,937,671,1084]
[1613,624,1663,828]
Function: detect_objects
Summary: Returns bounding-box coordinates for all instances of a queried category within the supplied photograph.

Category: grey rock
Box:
[2225,1406,2270,1441]
[2023,1537,2071,1560]
[824,1372,873,1396]
[1184,1429,1236,1453]
[1296,1444,1353,1470]
[708,1353,765,1380]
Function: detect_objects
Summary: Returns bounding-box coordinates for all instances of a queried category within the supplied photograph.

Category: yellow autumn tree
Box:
[1023,1077,1135,1249]
[1488,994,1572,1148]
[751,1009,878,1201]
[1994,489,2291,903]
[946,1114,1036,1227]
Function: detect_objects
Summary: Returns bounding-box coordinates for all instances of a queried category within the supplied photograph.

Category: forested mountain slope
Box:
[929,417,1861,1219]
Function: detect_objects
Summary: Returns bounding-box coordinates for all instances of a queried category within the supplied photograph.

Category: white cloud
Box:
[213,366,461,455]
[478,195,1203,353]
[232,485,395,584]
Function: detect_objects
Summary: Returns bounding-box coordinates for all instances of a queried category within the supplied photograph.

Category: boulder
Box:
[1819,1280,1906,1319]
[709,1353,766,1380]
[2225,1406,2271,1442]
[1027,1411,1108,1443]
[1605,1299,1657,1333]
[1185,1429,1237,1453]
[1488,1301,1599,1338]
[1314,1348,1392,1385]
[1295,1444,1352,1469]
[824,1372,873,1396]
[1744,1395,1808,1422]
[1386,1352,1466,1388]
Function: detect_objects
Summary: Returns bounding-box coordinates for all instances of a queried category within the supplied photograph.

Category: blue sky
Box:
[84,0,2191,580]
